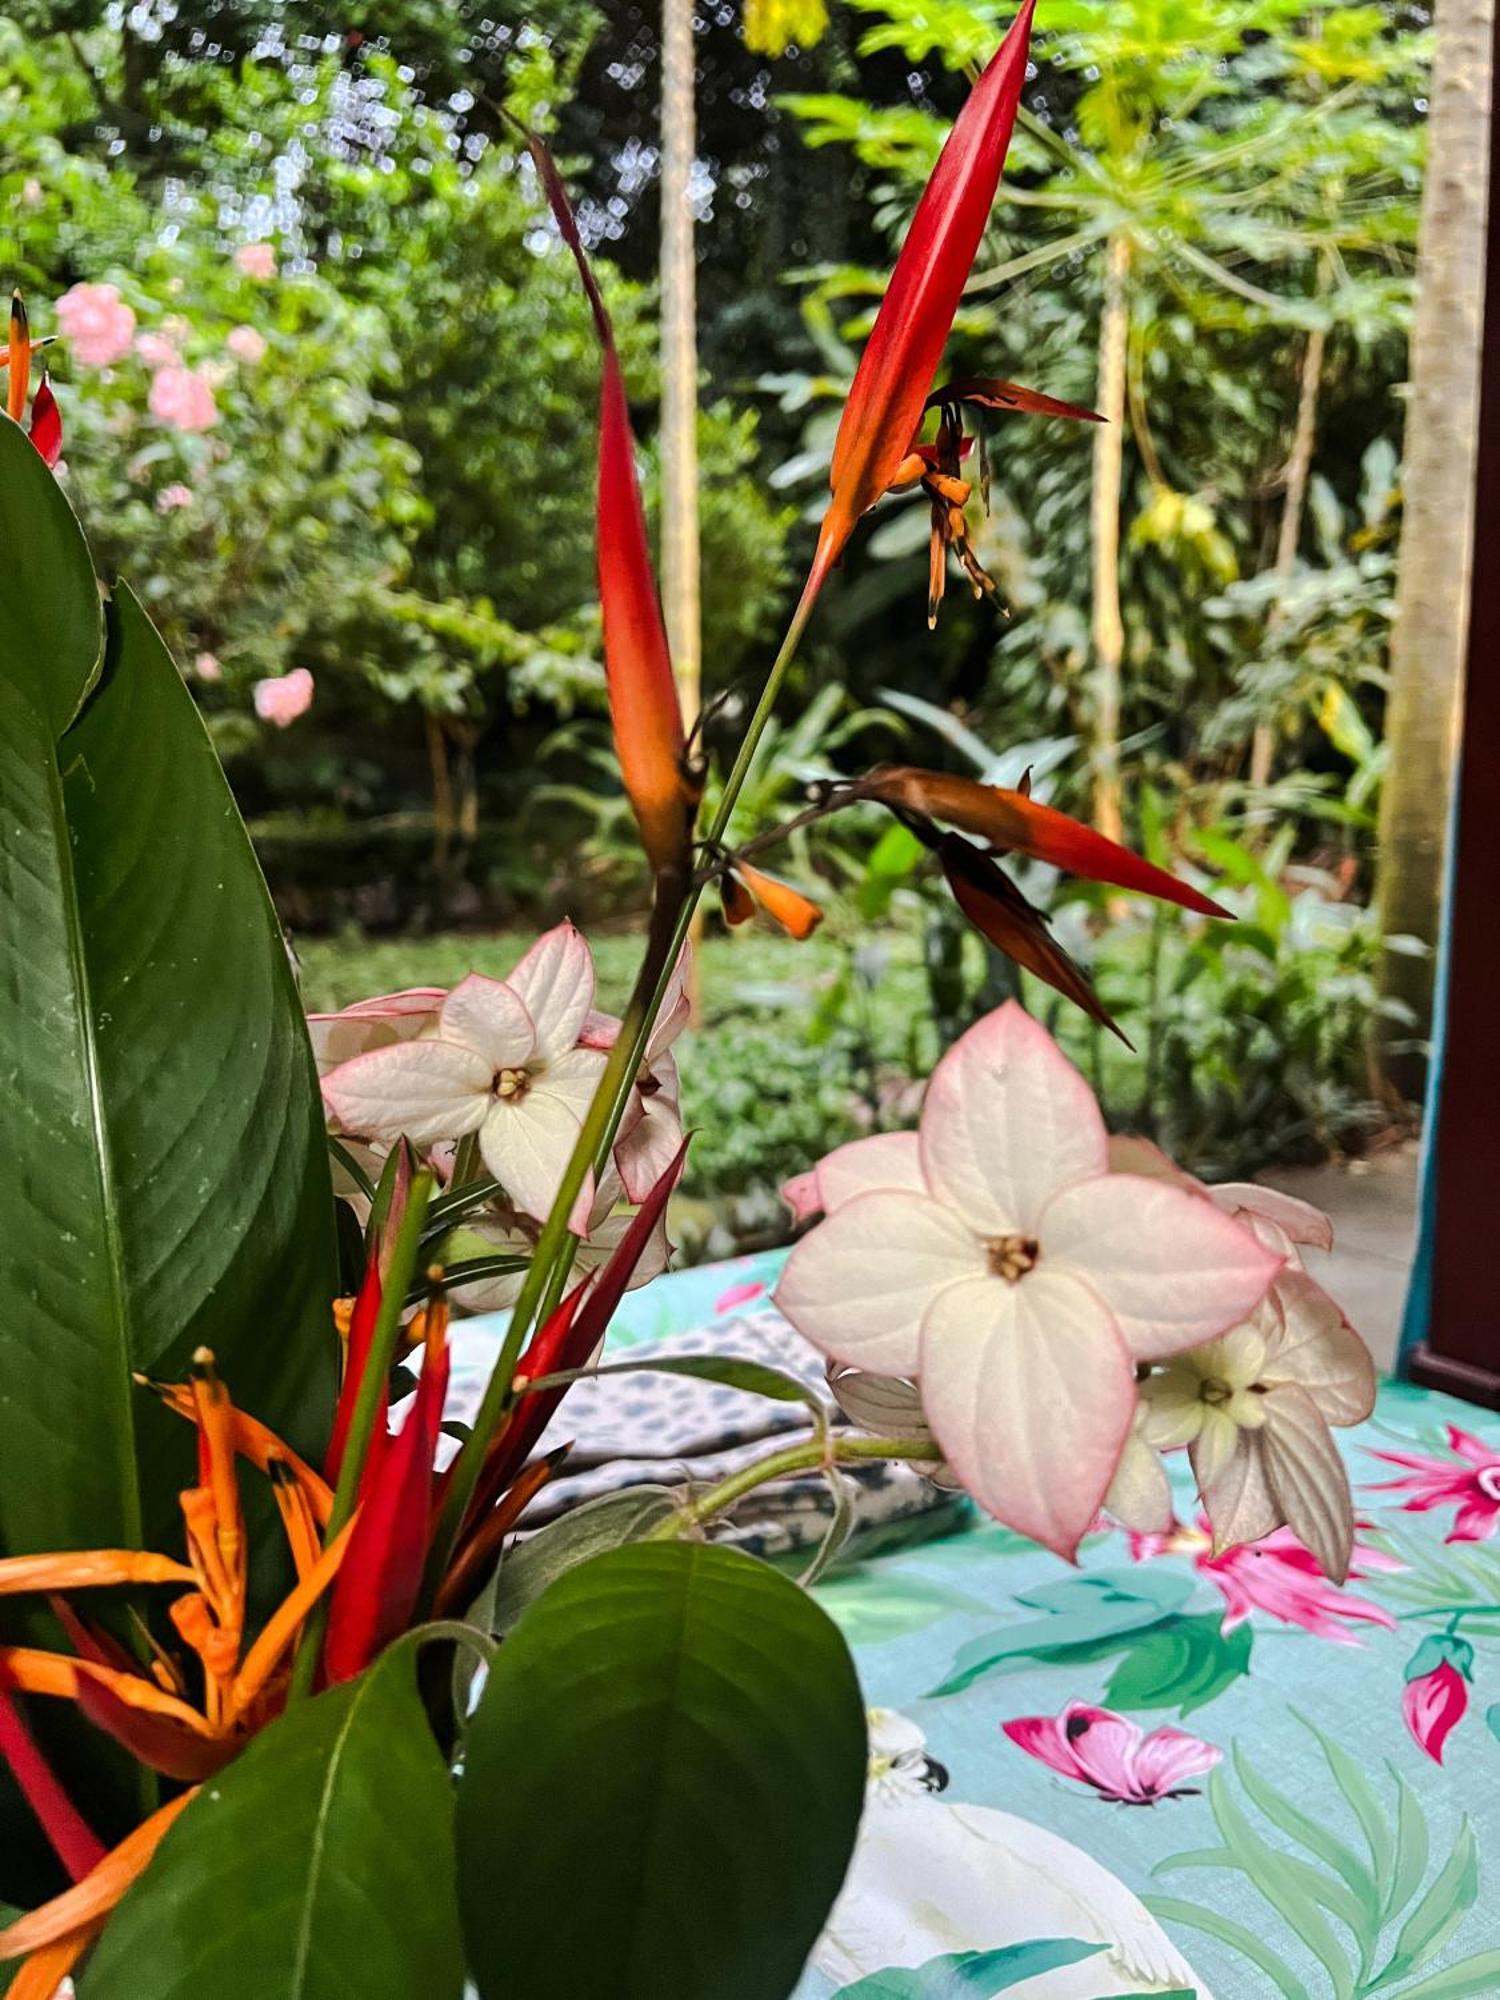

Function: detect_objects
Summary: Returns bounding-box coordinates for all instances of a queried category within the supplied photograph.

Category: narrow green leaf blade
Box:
[456,1542,867,2000]
[82,1641,464,1999]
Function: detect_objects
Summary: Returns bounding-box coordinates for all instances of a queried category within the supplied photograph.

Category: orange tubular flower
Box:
[850,766,1231,918]
[812,0,1037,589]
[4,294,62,468]
[517,127,698,880]
[722,862,824,941]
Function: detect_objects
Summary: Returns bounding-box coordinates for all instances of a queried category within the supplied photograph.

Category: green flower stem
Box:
[424,558,828,1596]
[289,1169,434,1700]
[649,1435,945,1539]
[1396,1605,1500,1622]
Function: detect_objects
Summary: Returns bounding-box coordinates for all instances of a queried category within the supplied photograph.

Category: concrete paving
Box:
[1257,1143,1420,1373]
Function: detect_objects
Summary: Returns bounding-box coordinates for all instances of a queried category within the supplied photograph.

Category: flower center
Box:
[987,1234,1039,1283]
[1199,1377,1234,1407]
[493,1066,530,1101]
[1478,1466,1500,1502]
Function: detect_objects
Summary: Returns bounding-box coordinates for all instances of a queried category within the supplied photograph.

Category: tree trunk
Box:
[1090,232,1131,843]
[1375,0,1494,1104]
[424,710,455,899]
[1249,321,1326,790]
[660,0,703,1006]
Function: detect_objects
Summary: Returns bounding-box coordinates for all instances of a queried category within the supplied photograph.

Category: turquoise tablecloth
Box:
[460,1251,1500,1999]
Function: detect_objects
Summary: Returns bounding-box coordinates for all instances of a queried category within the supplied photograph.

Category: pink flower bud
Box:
[1402,1644,1471,1764]
[253,668,314,728]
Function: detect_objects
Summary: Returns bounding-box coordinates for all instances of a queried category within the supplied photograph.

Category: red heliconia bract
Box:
[813,0,1037,588]
[518,125,694,879]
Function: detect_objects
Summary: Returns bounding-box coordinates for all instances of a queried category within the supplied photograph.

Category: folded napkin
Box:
[444,1306,964,1562]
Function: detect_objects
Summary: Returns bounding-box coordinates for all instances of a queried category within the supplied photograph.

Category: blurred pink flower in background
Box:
[149,365,219,432]
[193,652,223,683]
[21,178,42,206]
[55,282,136,366]
[235,242,277,279]
[254,668,314,727]
[1002,1703,1220,1804]
[135,330,180,367]
[156,483,194,513]
[226,325,268,365]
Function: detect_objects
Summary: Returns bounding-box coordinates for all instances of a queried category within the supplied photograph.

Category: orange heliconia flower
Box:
[4,294,62,467]
[721,862,824,941]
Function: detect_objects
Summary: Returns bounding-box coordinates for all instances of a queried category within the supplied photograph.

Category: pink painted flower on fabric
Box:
[235,242,277,280]
[149,364,219,432]
[54,282,136,366]
[1366,1425,1500,1543]
[1002,1703,1220,1804]
[157,482,195,513]
[321,924,609,1222]
[192,651,222,682]
[226,325,268,365]
[253,668,314,728]
[1132,1518,1399,1643]
[714,1278,768,1315]
[1401,1640,1472,1764]
[775,1003,1281,1558]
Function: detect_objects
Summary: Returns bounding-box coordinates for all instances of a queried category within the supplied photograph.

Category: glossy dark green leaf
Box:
[485,1483,680,1637]
[82,1640,464,1999]
[0,418,335,1569]
[456,1541,866,2000]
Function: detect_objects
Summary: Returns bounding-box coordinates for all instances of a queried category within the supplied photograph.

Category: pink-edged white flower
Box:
[321,924,608,1222]
[157,482,195,513]
[782,1130,926,1225]
[226,324,268,365]
[1401,1636,1473,1764]
[235,242,277,280]
[55,281,136,366]
[1132,1518,1399,1642]
[307,988,446,1080]
[775,1003,1280,1558]
[1002,1704,1220,1804]
[192,650,222,682]
[149,364,219,432]
[583,948,692,1203]
[1366,1425,1500,1543]
[253,668,314,727]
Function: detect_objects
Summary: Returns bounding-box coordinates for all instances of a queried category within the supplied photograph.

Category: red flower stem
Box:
[288,1170,434,1700]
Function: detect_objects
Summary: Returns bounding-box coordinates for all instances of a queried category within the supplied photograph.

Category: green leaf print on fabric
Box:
[832,1937,1107,1997]
[927,1569,1194,1698]
[1151,1719,1493,1999]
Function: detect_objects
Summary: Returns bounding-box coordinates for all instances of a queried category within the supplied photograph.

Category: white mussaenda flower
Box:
[320,923,608,1222]
[775,1003,1281,1560]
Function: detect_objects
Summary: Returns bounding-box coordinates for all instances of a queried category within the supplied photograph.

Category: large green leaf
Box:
[0,418,335,1567]
[456,1541,867,2000]
[81,1640,464,1999]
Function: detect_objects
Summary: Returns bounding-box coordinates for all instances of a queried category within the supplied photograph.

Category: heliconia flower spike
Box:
[27,374,61,468]
[814,0,1037,581]
[940,832,1129,1044]
[517,122,696,878]
[852,767,1232,918]
[0,1685,106,1882]
[924,376,1104,425]
[464,1137,690,1537]
[323,1290,452,1685]
[325,1249,383,1484]
[731,862,824,940]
